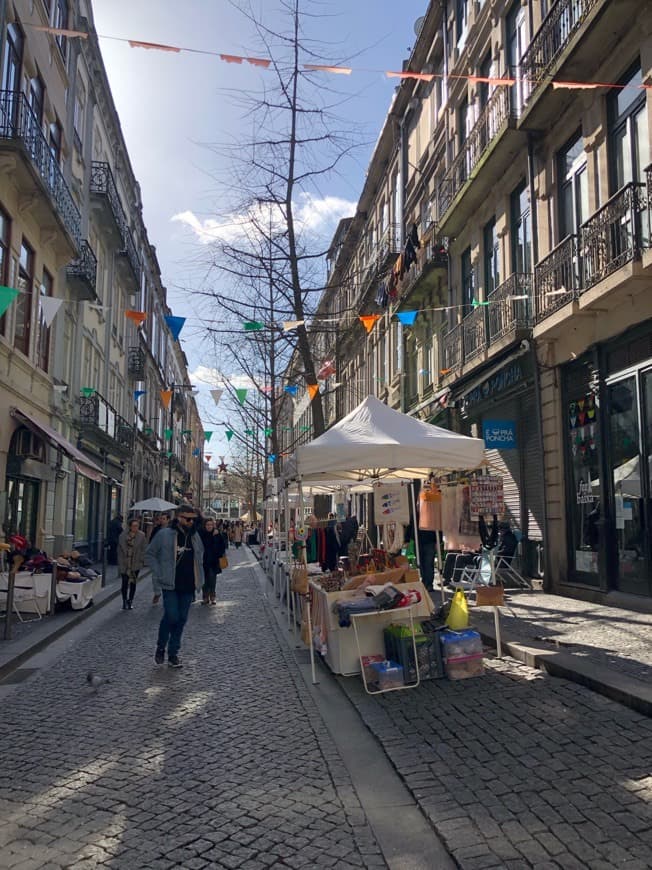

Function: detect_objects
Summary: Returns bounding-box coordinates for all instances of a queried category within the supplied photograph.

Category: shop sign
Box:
[464,361,524,410]
[482,420,517,449]
[576,478,596,504]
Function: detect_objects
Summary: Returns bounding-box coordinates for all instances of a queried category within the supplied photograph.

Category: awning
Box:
[11,407,104,481]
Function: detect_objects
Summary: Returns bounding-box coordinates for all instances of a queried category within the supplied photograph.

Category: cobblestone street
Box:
[0,549,386,870]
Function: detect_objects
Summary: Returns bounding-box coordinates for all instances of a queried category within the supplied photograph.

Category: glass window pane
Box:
[634,107,648,183]
[613,125,632,189]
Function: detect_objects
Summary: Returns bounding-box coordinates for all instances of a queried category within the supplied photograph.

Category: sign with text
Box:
[483,419,517,450]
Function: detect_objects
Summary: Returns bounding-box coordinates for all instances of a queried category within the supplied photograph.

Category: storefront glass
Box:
[74,474,90,542]
[6,477,39,545]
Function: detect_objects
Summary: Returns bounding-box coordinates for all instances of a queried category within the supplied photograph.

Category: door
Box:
[506,3,527,115]
[607,374,652,596]
[6,477,39,545]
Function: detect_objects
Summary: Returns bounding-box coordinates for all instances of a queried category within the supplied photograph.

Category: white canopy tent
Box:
[282,396,486,684]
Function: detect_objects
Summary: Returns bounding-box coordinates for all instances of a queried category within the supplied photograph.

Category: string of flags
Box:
[26,23,652,94]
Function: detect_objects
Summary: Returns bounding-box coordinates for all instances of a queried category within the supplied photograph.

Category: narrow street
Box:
[1,548,651,869]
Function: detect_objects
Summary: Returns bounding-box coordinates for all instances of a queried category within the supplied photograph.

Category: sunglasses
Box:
[179,515,196,522]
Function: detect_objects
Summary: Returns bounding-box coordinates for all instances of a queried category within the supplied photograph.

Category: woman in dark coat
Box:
[199,517,226,605]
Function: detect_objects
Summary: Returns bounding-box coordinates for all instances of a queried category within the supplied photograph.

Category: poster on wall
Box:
[373,480,410,525]
[469,477,505,520]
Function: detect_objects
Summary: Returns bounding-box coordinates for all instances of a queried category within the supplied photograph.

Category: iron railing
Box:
[488,273,532,342]
[438,86,511,218]
[534,235,578,323]
[78,392,134,448]
[462,305,488,361]
[67,241,98,296]
[442,321,463,372]
[521,0,600,110]
[119,228,141,285]
[0,91,81,244]
[579,182,648,290]
[376,223,401,266]
[90,161,126,231]
[127,346,146,379]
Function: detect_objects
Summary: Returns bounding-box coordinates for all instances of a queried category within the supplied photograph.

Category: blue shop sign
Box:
[483,419,517,449]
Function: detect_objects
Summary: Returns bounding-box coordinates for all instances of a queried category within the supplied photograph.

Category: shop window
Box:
[563,356,601,583]
[0,205,10,336]
[608,63,647,191]
[14,238,34,356]
[37,268,52,372]
[558,131,588,240]
[510,180,531,274]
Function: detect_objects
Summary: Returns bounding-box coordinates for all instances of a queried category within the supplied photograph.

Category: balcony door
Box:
[506,2,527,115]
[558,132,588,241]
[609,64,647,192]
[1,22,23,132]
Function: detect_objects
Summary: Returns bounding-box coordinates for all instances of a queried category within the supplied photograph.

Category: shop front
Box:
[455,351,545,577]
[562,321,652,599]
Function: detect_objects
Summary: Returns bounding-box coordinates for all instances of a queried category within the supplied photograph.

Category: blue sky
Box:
[92,0,427,459]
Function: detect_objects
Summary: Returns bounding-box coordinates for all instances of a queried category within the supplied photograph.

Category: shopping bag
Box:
[446,588,469,630]
[291,565,309,594]
[219,556,228,570]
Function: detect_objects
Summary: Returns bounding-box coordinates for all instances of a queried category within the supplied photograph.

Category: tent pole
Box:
[436,529,446,607]
[409,481,421,572]
[298,478,318,685]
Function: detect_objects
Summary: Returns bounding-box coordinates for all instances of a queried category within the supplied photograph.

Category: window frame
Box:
[0,204,11,336]
[607,62,647,193]
[15,238,35,356]
[37,268,53,372]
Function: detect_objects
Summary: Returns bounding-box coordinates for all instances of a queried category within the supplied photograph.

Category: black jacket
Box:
[200,528,227,571]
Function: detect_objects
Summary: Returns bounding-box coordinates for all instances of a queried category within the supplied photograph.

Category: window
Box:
[459,97,470,181]
[558,132,588,239]
[478,52,492,110]
[506,2,527,115]
[461,246,474,314]
[73,81,85,150]
[510,180,531,274]
[28,76,45,125]
[483,217,500,296]
[49,120,62,165]
[82,337,92,387]
[456,0,469,48]
[0,206,10,336]
[14,239,34,356]
[53,0,69,61]
[2,22,23,97]
[608,63,648,192]
[37,269,53,372]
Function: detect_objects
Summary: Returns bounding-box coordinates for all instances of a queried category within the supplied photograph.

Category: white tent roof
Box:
[286,395,485,481]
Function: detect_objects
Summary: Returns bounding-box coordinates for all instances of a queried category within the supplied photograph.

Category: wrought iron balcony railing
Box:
[78,392,134,449]
[0,90,81,245]
[533,235,579,323]
[67,241,98,298]
[442,321,463,372]
[90,161,127,232]
[127,346,146,379]
[119,227,141,285]
[579,182,649,291]
[437,86,511,218]
[520,0,599,111]
[462,305,488,361]
[488,273,532,342]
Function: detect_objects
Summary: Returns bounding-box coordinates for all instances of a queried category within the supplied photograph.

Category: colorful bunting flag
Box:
[225,430,234,441]
[204,431,213,442]
[166,450,173,458]
[182,429,192,435]
[359,314,380,333]
[307,384,319,401]
[300,425,311,432]
[134,390,146,401]
[243,321,265,331]
[205,454,212,462]
[160,389,173,409]
[284,385,298,396]
[164,315,186,341]
[282,320,304,331]
[218,462,227,472]
[235,388,248,406]
[396,310,418,326]
[40,296,63,328]
[317,359,336,380]
[81,387,96,397]
[210,389,223,405]
[0,286,19,318]
[268,454,276,463]
[126,310,147,326]
[129,39,180,52]
[192,448,201,457]
[264,427,273,437]
[245,429,254,436]
[164,428,173,439]
[144,427,153,435]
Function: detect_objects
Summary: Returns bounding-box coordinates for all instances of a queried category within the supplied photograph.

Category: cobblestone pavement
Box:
[0,549,387,869]
[341,654,652,870]
[470,591,652,682]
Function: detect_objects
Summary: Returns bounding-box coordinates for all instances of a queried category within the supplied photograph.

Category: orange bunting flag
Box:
[160,389,173,409]
[125,310,147,326]
[386,71,434,82]
[359,314,381,334]
[220,54,243,64]
[128,40,181,52]
[551,81,601,90]
[303,64,352,75]
[247,57,271,68]
[468,75,515,86]
[307,384,319,401]
[440,368,452,376]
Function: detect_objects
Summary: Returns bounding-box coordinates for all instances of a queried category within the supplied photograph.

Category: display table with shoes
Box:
[0,571,51,617]
[56,576,101,609]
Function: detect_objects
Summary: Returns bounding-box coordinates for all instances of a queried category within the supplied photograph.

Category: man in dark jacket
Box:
[145,504,204,668]
[107,514,123,565]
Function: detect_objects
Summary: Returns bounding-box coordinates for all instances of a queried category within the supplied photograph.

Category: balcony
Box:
[90,161,126,239]
[397,233,449,305]
[78,392,134,454]
[442,321,463,372]
[488,274,532,343]
[533,235,579,323]
[67,241,98,301]
[0,91,81,252]
[128,346,146,379]
[437,87,522,236]
[462,305,487,362]
[117,227,141,289]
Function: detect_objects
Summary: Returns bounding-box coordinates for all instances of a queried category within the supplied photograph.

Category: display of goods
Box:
[316,571,343,593]
[369,659,404,690]
[361,654,385,686]
[384,625,445,681]
[439,628,484,680]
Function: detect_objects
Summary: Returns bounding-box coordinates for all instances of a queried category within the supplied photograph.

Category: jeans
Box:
[157,590,194,658]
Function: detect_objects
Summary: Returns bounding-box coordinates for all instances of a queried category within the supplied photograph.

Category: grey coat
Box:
[144,524,205,592]
[117,529,147,575]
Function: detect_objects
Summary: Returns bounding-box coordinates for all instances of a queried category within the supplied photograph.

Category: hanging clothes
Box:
[403,238,417,272]
[409,222,420,250]
[375,280,388,308]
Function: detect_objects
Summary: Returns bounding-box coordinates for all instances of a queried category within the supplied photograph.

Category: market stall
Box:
[284,395,486,687]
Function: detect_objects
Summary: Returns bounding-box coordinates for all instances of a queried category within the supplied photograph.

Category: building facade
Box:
[282,0,652,604]
[0,0,201,561]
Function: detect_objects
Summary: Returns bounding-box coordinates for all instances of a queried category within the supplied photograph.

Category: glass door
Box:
[607,375,650,595]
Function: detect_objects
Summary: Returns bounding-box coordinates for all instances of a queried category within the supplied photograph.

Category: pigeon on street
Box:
[86,671,110,692]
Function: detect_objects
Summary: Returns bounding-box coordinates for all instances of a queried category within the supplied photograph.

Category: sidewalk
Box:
[470,589,652,716]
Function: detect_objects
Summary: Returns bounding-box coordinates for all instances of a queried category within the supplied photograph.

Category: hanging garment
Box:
[403,238,416,272]
[409,222,420,250]
[375,280,388,308]
[419,484,442,531]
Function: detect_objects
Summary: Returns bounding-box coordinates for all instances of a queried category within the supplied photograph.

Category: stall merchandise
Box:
[440,628,484,680]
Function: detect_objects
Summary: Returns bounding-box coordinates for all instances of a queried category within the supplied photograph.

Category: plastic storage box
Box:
[439,628,484,680]
[384,624,445,682]
[369,659,404,690]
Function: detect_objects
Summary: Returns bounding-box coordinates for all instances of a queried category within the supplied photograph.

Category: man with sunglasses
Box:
[145,504,205,668]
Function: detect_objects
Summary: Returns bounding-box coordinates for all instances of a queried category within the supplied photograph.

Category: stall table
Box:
[56,576,101,609]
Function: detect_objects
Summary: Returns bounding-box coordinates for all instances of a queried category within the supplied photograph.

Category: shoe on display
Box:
[168,656,182,668]
[154,648,165,665]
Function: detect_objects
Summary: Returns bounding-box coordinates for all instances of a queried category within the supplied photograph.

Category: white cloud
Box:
[171,193,355,246]
[188,366,256,391]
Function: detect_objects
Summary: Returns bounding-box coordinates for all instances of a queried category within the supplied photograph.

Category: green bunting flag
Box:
[245,429,254,436]
[264,427,273,437]
[182,429,192,436]
[300,425,311,432]
[243,321,264,331]
[0,286,19,318]
[166,451,173,458]
[235,388,248,406]
[144,427,153,435]
[81,387,96,397]
[204,431,213,442]
[164,428,173,439]
[225,430,234,441]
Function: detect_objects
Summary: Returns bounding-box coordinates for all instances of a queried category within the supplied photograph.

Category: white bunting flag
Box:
[40,296,64,327]
[210,389,223,405]
[282,320,304,331]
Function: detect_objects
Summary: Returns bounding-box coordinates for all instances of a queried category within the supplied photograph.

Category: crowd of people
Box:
[107,510,255,668]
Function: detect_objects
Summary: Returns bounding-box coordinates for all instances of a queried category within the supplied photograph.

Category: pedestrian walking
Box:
[117,518,146,610]
[107,513,123,565]
[233,522,243,549]
[199,517,226,605]
[149,513,170,605]
[145,504,204,668]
